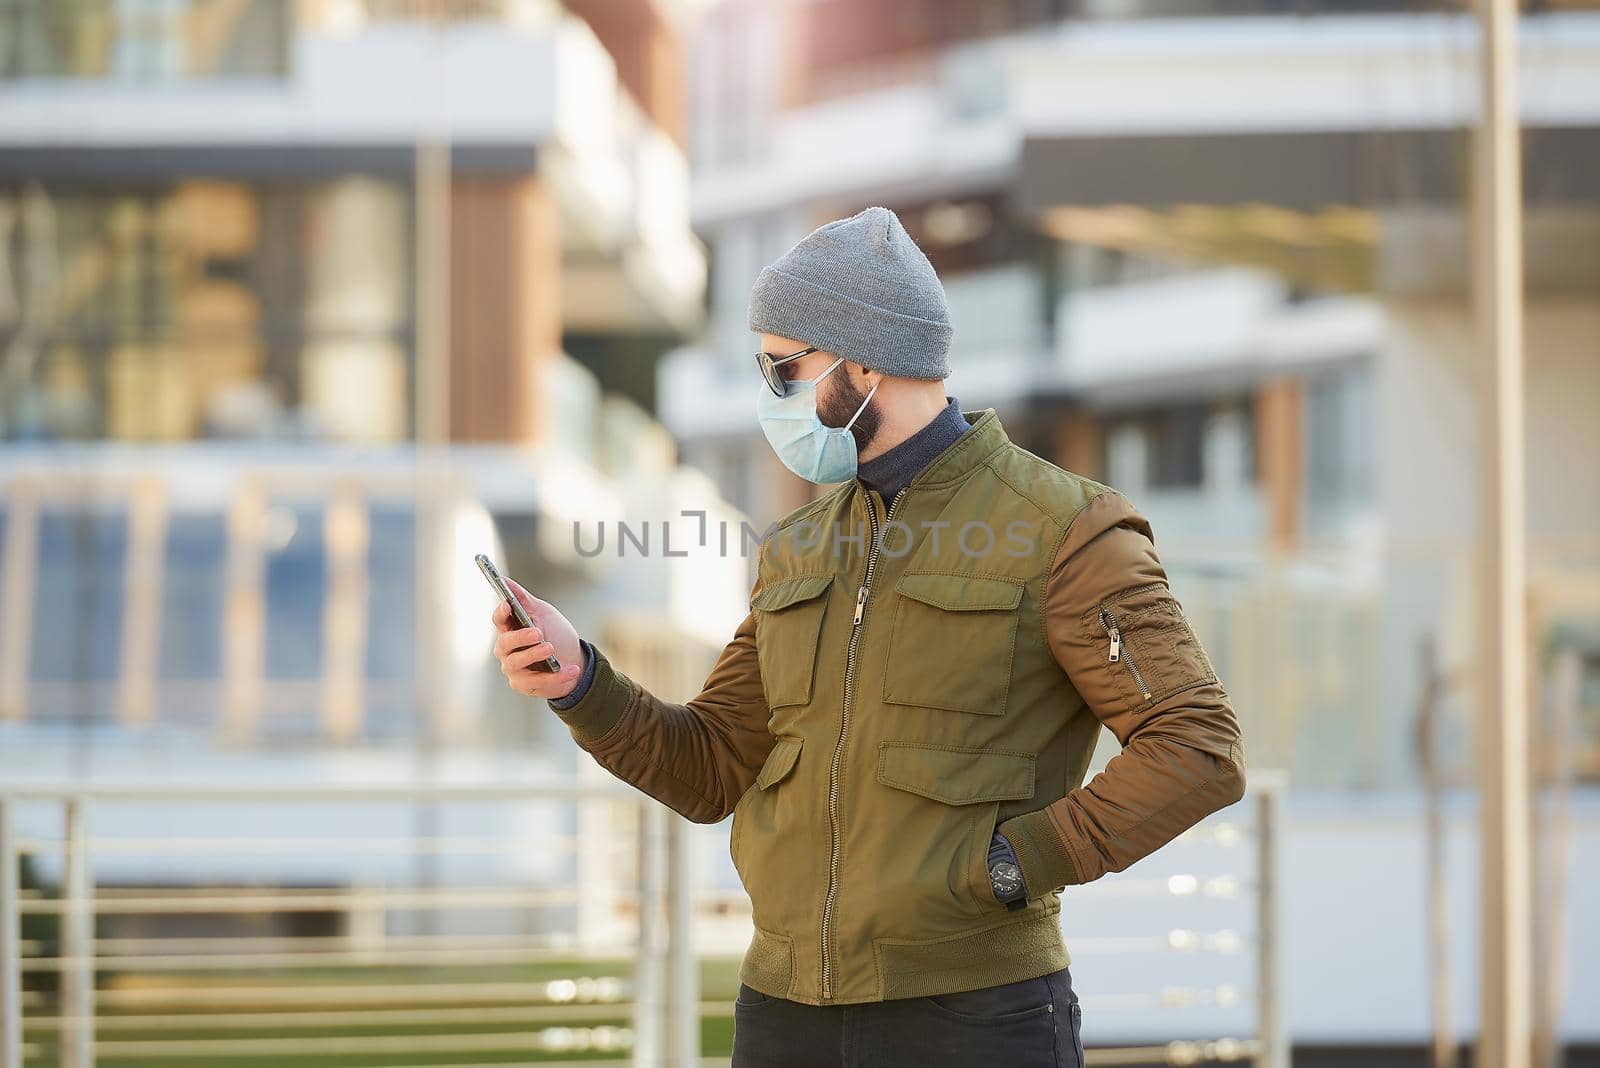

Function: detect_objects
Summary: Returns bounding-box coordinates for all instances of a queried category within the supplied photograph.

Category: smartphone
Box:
[475,553,561,673]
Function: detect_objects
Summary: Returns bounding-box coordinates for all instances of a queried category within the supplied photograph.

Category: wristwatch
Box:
[987,830,1028,910]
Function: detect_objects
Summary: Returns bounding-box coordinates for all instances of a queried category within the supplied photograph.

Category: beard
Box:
[817,369,882,453]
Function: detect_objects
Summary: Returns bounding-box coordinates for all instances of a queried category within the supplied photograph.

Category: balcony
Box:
[0,5,707,407]
[0,374,750,741]
[1051,267,1382,404]
[692,9,1600,226]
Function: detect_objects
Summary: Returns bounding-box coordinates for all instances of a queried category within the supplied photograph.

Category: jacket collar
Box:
[897,407,1008,491]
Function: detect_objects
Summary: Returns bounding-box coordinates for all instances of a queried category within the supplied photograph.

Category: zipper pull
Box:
[1102,610,1121,662]
[853,585,869,625]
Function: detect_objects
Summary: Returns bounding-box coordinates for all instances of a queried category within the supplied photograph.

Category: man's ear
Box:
[851,361,881,389]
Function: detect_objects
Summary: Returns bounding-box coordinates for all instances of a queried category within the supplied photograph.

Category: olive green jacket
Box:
[549,408,1246,1006]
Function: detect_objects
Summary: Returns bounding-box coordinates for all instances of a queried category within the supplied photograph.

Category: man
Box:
[492,206,1246,1068]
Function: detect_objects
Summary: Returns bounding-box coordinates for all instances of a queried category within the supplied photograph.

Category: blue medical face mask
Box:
[756,357,880,484]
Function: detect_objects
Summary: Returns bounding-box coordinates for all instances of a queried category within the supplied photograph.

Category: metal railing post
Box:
[62,796,93,1068]
[1254,775,1288,1068]
[578,760,622,951]
[665,816,696,1068]
[1,796,20,1068]
[634,801,666,1068]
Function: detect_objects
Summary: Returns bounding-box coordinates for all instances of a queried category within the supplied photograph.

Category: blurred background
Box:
[0,0,1596,1065]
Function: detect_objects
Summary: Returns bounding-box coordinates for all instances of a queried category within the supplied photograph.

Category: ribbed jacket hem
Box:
[738,909,1072,1006]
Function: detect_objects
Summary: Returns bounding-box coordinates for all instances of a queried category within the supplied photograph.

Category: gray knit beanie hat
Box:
[747,205,953,380]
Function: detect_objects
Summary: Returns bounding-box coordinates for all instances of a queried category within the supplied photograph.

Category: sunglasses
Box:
[755,345,819,397]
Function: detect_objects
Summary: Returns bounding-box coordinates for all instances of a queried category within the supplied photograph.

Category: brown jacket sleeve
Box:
[545,578,776,824]
[998,489,1247,894]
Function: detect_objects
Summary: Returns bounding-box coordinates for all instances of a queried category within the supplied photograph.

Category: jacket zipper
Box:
[1099,606,1152,703]
[821,487,899,1000]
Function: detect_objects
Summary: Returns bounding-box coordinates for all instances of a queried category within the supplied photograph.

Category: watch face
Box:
[991,861,1023,898]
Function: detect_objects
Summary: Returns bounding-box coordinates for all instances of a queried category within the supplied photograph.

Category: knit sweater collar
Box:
[856,396,970,504]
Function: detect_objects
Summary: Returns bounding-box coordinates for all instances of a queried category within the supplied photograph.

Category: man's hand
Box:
[491,577,587,700]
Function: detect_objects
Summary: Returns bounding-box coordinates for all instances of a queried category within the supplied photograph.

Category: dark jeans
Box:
[730,965,1084,1068]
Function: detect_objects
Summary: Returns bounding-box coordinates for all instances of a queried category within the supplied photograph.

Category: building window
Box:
[1103,402,1217,494]
[0,178,414,444]
[1570,645,1600,784]
[1148,404,1207,489]
[1304,361,1375,519]
[156,513,227,722]
[31,508,127,724]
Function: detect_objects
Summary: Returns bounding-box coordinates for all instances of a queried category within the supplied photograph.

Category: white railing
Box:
[1055,770,1288,1067]
[0,772,1290,1068]
[0,779,703,1068]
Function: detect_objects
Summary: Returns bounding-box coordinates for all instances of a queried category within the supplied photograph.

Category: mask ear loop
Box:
[843,378,880,431]
[808,356,846,384]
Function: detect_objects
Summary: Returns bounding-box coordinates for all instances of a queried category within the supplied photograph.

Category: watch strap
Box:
[987,830,1029,908]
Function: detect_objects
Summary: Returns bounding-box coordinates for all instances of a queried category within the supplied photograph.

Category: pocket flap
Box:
[895,572,1024,612]
[755,736,803,790]
[751,574,833,612]
[876,742,1035,804]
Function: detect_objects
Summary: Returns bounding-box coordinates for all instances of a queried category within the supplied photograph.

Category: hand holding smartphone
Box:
[476,553,562,673]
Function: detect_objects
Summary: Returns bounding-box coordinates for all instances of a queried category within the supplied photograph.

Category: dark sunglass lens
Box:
[757,353,782,394]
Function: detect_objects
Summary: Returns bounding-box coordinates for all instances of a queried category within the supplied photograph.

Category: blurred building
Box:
[1,0,1598,1058]
[672,0,1600,791]
[0,0,748,767]
[670,0,1600,1052]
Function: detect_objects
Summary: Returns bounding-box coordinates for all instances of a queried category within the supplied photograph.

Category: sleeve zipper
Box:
[1099,606,1152,703]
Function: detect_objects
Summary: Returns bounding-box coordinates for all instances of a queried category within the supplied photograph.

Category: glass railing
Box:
[0,0,292,80]
[0,0,563,81]
[544,354,604,468]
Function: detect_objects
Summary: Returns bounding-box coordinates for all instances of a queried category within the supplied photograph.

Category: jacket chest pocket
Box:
[751,574,833,710]
[881,571,1025,716]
